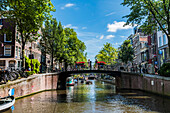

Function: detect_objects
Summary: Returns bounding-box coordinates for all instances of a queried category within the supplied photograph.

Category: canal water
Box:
[4,80,170,113]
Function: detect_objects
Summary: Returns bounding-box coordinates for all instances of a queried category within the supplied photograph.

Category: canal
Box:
[4,80,170,113]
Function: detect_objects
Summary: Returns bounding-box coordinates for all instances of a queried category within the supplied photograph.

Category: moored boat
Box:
[66,77,74,86]
[0,89,15,112]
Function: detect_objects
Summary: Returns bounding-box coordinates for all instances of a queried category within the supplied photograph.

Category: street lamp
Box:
[29,46,33,71]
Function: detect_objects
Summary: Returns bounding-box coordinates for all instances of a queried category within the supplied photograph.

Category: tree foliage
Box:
[40,21,87,70]
[0,0,54,67]
[64,28,87,65]
[96,42,118,65]
[121,0,170,57]
[118,40,134,64]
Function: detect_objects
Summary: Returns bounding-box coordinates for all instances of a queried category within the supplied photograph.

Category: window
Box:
[16,32,19,42]
[18,61,20,67]
[18,47,21,58]
[4,45,11,56]
[0,60,5,66]
[163,34,167,45]
[15,46,18,58]
[4,33,12,42]
[159,36,162,47]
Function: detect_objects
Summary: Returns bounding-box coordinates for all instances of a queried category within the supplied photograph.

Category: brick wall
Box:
[120,72,170,97]
[0,73,59,98]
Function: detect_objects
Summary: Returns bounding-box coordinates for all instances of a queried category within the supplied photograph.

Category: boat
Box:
[0,89,15,112]
[86,81,92,85]
[66,77,74,86]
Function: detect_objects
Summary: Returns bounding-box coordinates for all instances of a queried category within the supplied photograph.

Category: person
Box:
[95,59,98,70]
[155,65,158,75]
[28,67,31,71]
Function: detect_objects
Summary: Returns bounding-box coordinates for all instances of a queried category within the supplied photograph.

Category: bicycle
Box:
[6,67,18,81]
[16,67,27,78]
[0,67,8,84]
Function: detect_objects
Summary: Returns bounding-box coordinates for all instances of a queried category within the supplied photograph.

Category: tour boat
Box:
[66,77,74,86]
[0,89,15,112]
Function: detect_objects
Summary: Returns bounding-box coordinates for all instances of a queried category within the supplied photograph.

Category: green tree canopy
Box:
[121,0,170,58]
[41,18,66,70]
[96,42,118,65]
[118,40,134,64]
[64,28,87,65]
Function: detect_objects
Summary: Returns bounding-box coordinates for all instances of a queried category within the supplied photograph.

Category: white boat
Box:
[0,89,15,112]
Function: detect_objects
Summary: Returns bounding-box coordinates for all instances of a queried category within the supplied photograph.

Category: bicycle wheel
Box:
[0,76,6,84]
[22,72,27,78]
[13,71,19,79]
[4,73,9,82]
[8,72,16,81]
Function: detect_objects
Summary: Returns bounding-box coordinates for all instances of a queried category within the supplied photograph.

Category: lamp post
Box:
[29,45,33,71]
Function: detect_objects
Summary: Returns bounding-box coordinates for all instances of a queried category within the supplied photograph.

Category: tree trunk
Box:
[64,60,68,71]
[51,48,53,72]
[21,39,25,69]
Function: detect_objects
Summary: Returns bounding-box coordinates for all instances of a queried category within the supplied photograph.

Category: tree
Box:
[64,28,86,70]
[118,40,134,64]
[96,42,118,65]
[41,19,66,71]
[121,0,170,59]
[0,0,54,68]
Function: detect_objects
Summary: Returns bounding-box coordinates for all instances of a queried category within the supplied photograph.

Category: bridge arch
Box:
[57,70,122,89]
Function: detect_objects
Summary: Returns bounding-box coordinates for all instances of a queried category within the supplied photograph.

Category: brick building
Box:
[0,18,50,70]
[132,27,148,73]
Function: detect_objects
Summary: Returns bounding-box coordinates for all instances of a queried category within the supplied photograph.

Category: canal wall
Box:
[119,72,170,97]
[0,73,59,99]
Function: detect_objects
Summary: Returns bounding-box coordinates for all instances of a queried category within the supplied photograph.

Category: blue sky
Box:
[51,0,133,62]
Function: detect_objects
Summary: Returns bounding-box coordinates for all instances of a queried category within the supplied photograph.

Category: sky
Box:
[51,0,134,62]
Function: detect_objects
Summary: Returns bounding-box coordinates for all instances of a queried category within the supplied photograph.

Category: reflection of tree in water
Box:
[73,84,91,102]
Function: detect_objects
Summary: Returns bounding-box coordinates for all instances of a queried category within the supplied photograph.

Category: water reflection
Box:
[4,80,170,113]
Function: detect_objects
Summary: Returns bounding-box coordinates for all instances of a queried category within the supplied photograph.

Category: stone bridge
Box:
[57,70,121,89]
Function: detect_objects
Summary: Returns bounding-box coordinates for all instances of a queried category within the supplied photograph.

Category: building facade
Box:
[157,27,169,68]
[132,27,149,73]
[0,18,51,70]
[0,18,17,69]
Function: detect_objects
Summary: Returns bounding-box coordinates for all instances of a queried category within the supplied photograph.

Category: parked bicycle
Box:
[15,67,27,78]
[0,67,8,84]
[6,67,18,81]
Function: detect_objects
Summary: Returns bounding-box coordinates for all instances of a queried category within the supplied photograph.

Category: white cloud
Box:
[105,12,115,16]
[99,35,104,39]
[82,27,87,30]
[120,36,125,38]
[106,35,115,39]
[65,3,75,7]
[61,3,75,10]
[107,21,133,32]
[64,24,78,29]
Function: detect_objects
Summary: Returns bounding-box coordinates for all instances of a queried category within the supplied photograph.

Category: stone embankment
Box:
[119,72,170,97]
[97,72,170,97]
[0,73,58,99]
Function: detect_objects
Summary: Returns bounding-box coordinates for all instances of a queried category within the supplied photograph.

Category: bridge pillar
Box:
[115,76,122,89]
[57,75,67,90]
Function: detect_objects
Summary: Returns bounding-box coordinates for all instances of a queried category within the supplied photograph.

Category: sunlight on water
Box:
[4,80,170,113]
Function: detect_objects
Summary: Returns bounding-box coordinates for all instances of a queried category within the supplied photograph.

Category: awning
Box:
[97,61,106,64]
